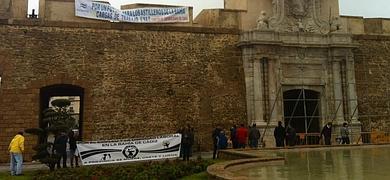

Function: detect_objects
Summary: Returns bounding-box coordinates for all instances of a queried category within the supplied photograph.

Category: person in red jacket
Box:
[236,124,248,149]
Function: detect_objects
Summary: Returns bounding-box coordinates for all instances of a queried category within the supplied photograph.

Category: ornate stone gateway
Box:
[239,0,360,146]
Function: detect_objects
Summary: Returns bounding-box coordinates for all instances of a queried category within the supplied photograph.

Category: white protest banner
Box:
[120,7,189,23]
[75,0,121,22]
[75,0,93,18]
[77,134,182,165]
[75,0,189,23]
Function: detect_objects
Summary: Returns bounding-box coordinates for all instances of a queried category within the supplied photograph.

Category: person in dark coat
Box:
[286,125,296,146]
[340,122,350,144]
[68,131,79,168]
[188,126,195,157]
[212,126,222,159]
[321,122,332,145]
[217,130,228,150]
[177,127,184,157]
[54,132,68,168]
[230,125,238,149]
[248,124,261,148]
[181,127,192,161]
[274,121,286,147]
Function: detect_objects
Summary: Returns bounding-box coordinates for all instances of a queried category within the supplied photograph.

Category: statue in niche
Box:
[272,0,277,15]
[256,11,269,30]
[297,19,305,32]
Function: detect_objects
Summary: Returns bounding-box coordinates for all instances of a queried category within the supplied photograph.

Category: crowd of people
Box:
[212,123,261,159]
[8,130,81,176]
[177,125,195,161]
[177,123,262,160]
[208,121,352,158]
[53,130,80,169]
[10,121,352,175]
[273,121,351,147]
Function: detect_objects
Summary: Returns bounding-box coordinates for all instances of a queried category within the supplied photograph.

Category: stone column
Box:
[332,59,345,123]
[243,48,255,123]
[253,57,265,126]
[268,57,281,126]
[345,51,361,143]
[345,52,359,122]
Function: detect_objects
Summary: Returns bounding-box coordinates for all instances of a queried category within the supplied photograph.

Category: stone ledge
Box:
[207,157,284,180]
[217,149,260,160]
[353,34,390,40]
[0,19,240,35]
[238,31,359,48]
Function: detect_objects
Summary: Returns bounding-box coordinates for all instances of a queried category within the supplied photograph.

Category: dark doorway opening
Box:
[40,84,84,140]
[284,89,320,145]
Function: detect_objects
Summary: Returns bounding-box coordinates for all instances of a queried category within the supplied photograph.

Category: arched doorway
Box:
[283,89,320,145]
[40,84,84,140]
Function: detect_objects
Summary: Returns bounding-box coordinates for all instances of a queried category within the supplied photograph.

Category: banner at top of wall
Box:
[75,0,190,23]
[77,134,182,166]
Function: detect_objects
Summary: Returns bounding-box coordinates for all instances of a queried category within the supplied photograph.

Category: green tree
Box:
[25,98,76,170]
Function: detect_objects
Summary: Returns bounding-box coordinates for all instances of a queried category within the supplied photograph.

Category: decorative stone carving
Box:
[268,0,335,33]
[330,17,342,32]
[287,0,309,18]
[256,11,269,30]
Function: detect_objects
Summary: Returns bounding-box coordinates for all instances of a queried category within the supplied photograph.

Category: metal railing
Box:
[225,131,390,149]
[356,131,390,144]
[256,131,390,148]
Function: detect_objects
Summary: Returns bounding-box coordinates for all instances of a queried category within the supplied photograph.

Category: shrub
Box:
[26,99,77,171]
[32,159,215,180]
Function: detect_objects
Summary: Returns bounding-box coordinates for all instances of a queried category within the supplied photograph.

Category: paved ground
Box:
[2,145,386,173]
[0,152,214,173]
[0,161,48,172]
[4,145,386,173]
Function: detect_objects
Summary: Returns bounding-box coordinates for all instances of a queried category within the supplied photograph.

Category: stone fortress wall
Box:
[0,0,248,162]
[0,0,390,162]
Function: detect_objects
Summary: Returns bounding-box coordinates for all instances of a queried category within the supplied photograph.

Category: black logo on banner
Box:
[162,140,170,148]
[101,153,111,161]
[80,3,87,9]
[122,145,139,159]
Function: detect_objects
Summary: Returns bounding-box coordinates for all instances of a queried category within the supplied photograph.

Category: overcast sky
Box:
[28,0,390,18]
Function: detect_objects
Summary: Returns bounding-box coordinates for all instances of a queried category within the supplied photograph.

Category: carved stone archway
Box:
[239,0,360,146]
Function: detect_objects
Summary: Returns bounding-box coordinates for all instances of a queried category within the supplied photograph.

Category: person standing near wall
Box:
[212,126,222,159]
[274,121,286,147]
[321,122,332,145]
[188,125,195,158]
[177,127,184,157]
[9,131,25,176]
[68,131,80,167]
[340,122,350,144]
[230,125,238,149]
[181,127,192,161]
[217,130,228,150]
[286,125,297,146]
[54,132,68,168]
[249,124,261,148]
[236,124,248,149]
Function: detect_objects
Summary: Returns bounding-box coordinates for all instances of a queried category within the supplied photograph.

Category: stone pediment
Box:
[268,0,335,33]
